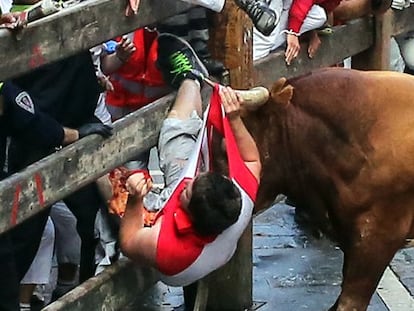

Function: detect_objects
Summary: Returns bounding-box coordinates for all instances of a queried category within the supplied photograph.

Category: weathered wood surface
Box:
[0,93,174,234]
[0,0,191,81]
[254,17,374,88]
[43,259,159,311]
[353,10,393,70]
[392,5,414,36]
[207,3,253,310]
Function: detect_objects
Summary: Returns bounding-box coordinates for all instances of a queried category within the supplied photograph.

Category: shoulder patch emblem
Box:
[15,91,35,114]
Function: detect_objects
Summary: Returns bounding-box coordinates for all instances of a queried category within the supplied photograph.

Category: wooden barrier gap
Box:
[0,93,174,234]
[43,259,159,311]
[254,17,374,88]
[0,0,191,81]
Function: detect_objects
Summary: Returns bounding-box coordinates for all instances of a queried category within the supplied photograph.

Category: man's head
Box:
[180,172,242,236]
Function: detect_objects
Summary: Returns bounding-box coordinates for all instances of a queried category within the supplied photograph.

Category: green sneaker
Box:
[157,33,209,89]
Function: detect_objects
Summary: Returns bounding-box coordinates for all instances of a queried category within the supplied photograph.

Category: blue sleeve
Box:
[1,81,65,148]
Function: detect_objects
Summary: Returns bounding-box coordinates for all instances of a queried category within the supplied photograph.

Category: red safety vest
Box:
[106,29,168,109]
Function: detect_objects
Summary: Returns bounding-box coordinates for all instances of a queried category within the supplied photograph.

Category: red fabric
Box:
[156,178,216,275]
[288,0,342,33]
[207,85,258,200]
[106,29,166,109]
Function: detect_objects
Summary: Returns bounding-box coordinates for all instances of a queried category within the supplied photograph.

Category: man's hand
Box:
[285,33,300,66]
[125,0,140,16]
[126,172,153,199]
[115,36,136,62]
[0,12,26,29]
[219,86,243,120]
[78,123,113,139]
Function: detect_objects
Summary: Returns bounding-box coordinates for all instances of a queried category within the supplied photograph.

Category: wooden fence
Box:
[1,0,413,310]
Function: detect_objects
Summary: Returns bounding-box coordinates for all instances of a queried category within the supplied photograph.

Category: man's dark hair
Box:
[188,172,242,236]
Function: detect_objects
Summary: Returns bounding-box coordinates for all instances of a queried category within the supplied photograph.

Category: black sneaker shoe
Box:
[235,0,279,36]
[157,33,209,89]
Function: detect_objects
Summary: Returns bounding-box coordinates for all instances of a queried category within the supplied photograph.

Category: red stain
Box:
[10,184,21,226]
[34,173,45,207]
[29,45,45,68]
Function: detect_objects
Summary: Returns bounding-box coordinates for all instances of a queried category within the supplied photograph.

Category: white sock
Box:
[19,302,31,311]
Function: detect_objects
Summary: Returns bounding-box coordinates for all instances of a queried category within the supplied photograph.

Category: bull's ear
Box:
[270,78,294,108]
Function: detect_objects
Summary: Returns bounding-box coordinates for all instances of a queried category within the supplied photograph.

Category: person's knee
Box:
[400,35,414,70]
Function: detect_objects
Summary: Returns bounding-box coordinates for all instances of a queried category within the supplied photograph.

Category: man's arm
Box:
[119,172,159,267]
[219,86,262,180]
[1,81,112,147]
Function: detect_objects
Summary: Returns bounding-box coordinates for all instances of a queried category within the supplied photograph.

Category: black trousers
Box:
[0,183,102,311]
[0,209,49,311]
[63,183,102,283]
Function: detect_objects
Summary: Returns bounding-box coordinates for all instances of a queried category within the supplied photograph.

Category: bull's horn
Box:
[236,87,270,109]
[203,77,269,109]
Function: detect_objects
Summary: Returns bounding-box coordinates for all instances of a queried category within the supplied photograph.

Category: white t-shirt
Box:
[0,0,13,13]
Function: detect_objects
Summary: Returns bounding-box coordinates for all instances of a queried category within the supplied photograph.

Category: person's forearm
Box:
[120,196,145,251]
[62,127,79,145]
[101,53,125,75]
[228,116,260,163]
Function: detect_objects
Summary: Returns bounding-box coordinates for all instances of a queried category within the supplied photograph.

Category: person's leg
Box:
[157,11,191,40]
[50,202,81,299]
[64,183,103,283]
[0,233,21,311]
[20,217,55,309]
[396,31,414,72]
[188,6,225,75]
[390,36,405,72]
[253,0,286,60]
[183,282,198,311]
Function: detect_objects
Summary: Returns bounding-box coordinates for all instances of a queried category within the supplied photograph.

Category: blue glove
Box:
[103,40,118,54]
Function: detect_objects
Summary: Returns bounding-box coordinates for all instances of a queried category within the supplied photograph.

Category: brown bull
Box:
[245,68,414,311]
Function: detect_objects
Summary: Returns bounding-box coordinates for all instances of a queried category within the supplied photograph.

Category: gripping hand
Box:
[78,123,113,139]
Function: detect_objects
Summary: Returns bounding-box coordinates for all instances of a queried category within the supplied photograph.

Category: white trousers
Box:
[253,0,327,60]
[50,202,81,265]
[396,31,414,70]
[21,218,55,284]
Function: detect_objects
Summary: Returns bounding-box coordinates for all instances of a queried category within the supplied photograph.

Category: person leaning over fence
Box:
[119,33,262,287]
[252,0,327,62]
[0,51,113,310]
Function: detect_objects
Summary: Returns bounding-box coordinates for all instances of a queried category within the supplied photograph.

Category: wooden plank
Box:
[0,0,191,81]
[254,17,374,88]
[353,10,393,70]
[42,259,159,311]
[0,93,174,234]
[392,6,414,37]
[206,2,253,310]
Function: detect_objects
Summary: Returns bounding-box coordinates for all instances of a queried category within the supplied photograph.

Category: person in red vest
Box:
[100,28,170,168]
[119,33,262,294]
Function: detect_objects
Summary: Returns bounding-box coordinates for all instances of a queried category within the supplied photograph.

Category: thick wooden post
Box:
[352,10,393,70]
[206,1,254,310]
[209,1,254,89]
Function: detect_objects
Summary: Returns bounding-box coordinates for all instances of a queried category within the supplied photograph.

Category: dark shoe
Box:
[201,57,226,75]
[235,0,279,36]
[51,283,77,301]
[157,33,209,89]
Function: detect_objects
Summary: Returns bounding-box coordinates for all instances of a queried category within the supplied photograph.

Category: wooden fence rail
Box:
[0,0,191,81]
